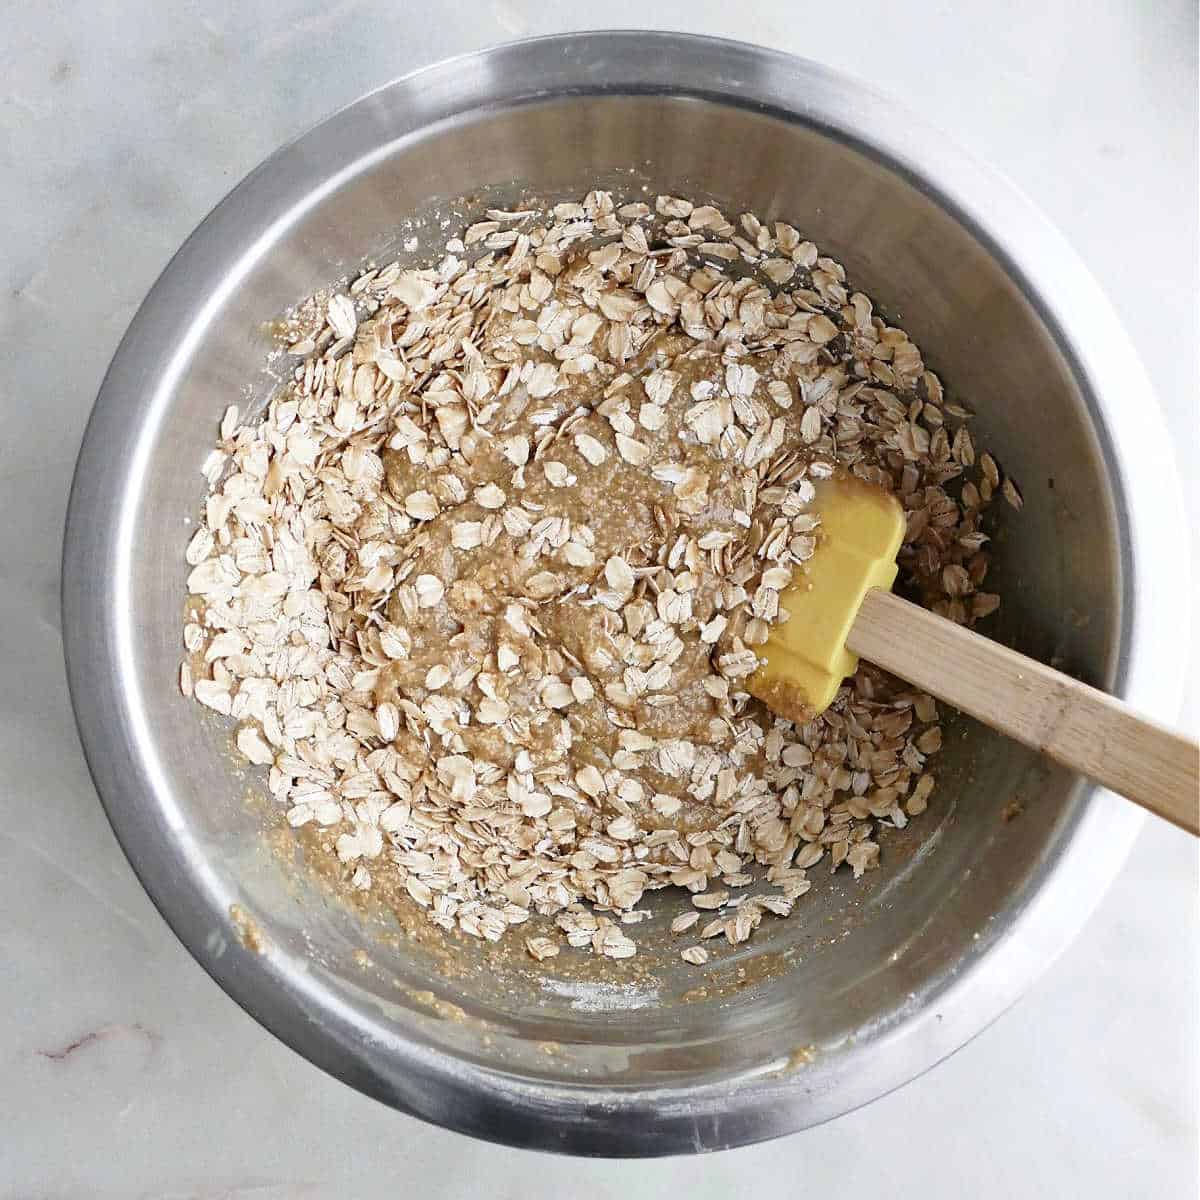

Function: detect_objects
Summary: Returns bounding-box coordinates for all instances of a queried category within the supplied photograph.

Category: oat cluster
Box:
[181,191,1018,964]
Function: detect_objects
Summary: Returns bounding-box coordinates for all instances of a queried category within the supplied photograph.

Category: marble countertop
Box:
[1,2,1195,1195]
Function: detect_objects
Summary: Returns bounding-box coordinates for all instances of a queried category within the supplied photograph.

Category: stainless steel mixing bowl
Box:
[62,33,1187,1154]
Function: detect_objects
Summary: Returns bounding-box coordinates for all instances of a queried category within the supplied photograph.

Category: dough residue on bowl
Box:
[179,190,1019,964]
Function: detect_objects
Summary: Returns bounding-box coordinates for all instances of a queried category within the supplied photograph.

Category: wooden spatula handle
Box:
[847,589,1200,835]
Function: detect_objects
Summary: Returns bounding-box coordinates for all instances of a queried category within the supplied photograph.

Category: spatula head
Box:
[749,476,905,723]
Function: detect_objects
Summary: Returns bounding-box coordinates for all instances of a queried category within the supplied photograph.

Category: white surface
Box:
[1,2,1196,1195]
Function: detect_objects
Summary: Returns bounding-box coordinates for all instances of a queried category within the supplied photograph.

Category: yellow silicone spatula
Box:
[749,476,1200,836]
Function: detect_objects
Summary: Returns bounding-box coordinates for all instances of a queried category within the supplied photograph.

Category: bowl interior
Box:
[112,91,1122,1104]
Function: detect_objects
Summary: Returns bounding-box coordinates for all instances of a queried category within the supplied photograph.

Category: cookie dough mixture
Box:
[181,191,1018,963]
